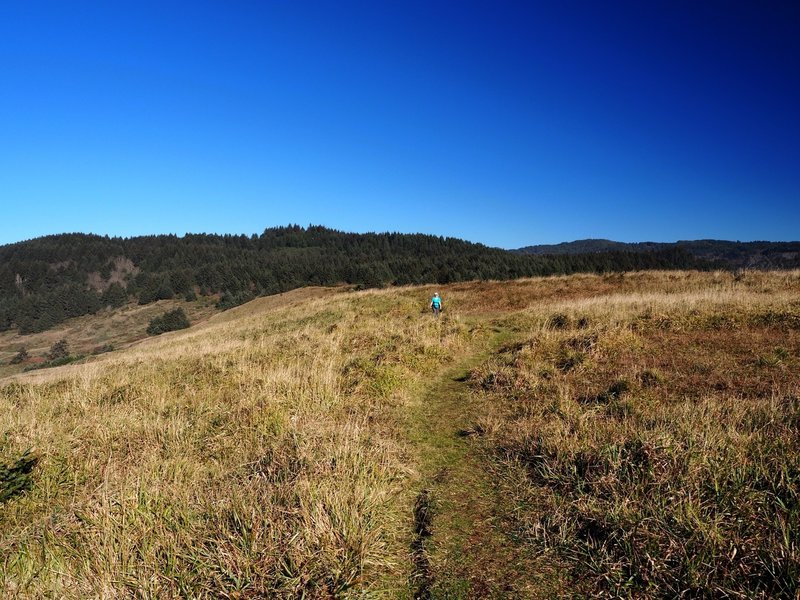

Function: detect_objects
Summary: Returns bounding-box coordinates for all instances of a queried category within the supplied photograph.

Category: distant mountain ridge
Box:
[515,239,800,269]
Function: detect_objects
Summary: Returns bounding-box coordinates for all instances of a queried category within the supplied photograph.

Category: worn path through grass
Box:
[405,320,564,599]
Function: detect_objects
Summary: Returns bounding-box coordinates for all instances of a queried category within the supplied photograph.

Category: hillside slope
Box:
[0,226,704,335]
[1,270,799,598]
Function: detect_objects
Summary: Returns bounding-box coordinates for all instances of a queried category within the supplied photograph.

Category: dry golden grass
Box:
[0,296,220,380]
[465,271,800,598]
[1,270,798,598]
[1,286,471,598]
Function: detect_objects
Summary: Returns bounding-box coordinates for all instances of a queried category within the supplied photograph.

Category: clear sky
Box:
[2,1,798,249]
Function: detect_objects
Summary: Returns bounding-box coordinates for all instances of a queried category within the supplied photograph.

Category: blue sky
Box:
[2,1,798,248]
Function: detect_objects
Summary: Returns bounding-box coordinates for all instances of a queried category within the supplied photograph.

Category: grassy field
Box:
[0,296,220,379]
[1,271,799,598]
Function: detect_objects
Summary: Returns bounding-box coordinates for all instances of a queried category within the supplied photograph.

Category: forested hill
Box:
[516,239,800,269]
[1,226,704,334]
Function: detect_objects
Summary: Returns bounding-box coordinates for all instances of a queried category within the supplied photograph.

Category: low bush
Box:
[9,347,28,365]
[48,339,69,361]
[146,308,191,335]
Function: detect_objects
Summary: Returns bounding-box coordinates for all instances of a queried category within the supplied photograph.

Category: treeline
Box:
[517,238,800,269]
[0,225,706,334]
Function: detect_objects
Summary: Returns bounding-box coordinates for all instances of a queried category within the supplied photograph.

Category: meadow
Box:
[1,271,798,598]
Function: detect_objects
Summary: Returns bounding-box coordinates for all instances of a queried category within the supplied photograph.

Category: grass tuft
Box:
[0,449,38,504]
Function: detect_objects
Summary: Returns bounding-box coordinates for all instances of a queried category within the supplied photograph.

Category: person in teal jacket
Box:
[430,292,442,318]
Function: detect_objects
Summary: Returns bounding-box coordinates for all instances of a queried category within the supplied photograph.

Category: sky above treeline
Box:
[2,1,798,249]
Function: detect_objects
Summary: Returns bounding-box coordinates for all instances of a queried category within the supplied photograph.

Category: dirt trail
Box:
[406,325,558,599]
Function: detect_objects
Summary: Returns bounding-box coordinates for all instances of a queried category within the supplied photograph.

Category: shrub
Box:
[48,339,70,361]
[549,313,571,330]
[147,308,191,335]
[23,354,84,372]
[9,347,28,365]
[217,290,255,311]
[639,368,664,387]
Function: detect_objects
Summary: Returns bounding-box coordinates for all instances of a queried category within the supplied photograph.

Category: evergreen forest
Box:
[0,225,710,334]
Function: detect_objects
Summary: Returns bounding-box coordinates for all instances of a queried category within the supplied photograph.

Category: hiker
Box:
[430,292,442,318]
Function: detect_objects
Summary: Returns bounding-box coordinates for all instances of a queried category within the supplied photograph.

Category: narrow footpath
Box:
[405,325,559,599]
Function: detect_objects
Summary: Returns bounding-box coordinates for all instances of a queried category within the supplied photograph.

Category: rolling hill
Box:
[1,269,798,597]
[0,226,704,335]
